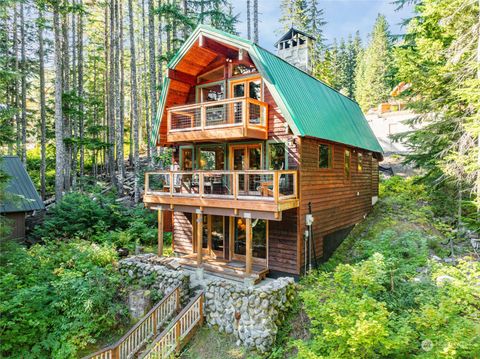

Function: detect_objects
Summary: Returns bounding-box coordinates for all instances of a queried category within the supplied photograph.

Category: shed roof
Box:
[0,156,45,213]
[153,25,383,155]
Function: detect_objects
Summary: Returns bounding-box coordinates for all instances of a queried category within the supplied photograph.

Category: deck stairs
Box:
[84,285,204,359]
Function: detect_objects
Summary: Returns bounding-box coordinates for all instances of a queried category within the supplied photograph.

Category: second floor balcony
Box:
[144,170,299,218]
[166,97,268,142]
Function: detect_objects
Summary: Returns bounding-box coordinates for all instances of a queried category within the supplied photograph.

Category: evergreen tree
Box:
[279,0,308,32]
[345,31,361,98]
[354,14,394,111]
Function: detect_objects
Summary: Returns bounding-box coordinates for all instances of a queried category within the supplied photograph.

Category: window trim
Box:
[344,148,352,178]
[357,152,363,172]
[318,142,333,169]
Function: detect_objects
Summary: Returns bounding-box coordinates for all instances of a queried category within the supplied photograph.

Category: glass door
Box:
[230,144,262,196]
[232,217,267,265]
[200,215,225,258]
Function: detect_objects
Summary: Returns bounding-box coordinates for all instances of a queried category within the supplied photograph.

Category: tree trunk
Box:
[108,0,117,187]
[78,0,85,177]
[148,0,157,164]
[71,0,78,188]
[128,0,140,202]
[38,8,47,199]
[19,2,27,167]
[114,0,124,192]
[141,0,150,162]
[247,0,251,40]
[253,0,258,44]
[119,0,126,186]
[62,8,71,190]
[13,4,20,159]
[54,8,65,201]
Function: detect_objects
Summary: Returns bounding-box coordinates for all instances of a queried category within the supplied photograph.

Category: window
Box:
[358,153,363,171]
[319,144,332,169]
[268,142,287,170]
[197,82,225,102]
[344,149,351,178]
[249,80,261,100]
[198,145,224,170]
[232,82,245,97]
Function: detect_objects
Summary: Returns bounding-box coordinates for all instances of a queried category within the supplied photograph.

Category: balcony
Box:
[166,97,268,142]
[143,170,299,220]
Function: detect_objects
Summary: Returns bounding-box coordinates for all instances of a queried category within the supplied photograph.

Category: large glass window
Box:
[234,218,267,259]
[198,146,224,170]
[319,144,332,169]
[268,143,287,170]
[198,82,225,102]
[358,153,363,172]
[211,216,224,253]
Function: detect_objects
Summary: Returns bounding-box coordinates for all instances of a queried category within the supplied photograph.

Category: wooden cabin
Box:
[0,156,45,240]
[144,26,383,281]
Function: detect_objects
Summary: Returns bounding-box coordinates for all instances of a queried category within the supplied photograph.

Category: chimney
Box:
[275,28,314,74]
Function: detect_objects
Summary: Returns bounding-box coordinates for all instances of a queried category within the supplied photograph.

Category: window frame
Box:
[318,143,333,169]
[344,149,351,178]
[357,152,363,172]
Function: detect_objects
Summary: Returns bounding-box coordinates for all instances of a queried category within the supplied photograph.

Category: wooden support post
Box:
[197,212,203,266]
[175,321,181,353]
[245,217,252,276]
[152,309,158,336]
[157,208,164,257]
[199,294,204,325]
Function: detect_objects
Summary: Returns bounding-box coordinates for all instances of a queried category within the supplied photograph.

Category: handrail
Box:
[84,284,181,359]
[167,97,268,133]
[140,291,204,359]
[144,170,298,204]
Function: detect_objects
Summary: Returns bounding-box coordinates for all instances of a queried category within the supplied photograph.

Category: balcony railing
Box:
[144,170,298,204]
[166,97,268,141]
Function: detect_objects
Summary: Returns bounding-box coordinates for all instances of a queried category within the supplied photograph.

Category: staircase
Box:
[84,286,204,359]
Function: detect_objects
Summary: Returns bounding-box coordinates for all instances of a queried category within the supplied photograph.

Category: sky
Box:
[231,0,414,52]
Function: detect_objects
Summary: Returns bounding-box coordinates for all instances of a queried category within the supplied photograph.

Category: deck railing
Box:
[84,285,181,359]
[145,170,298,203]
[167,97,268,133]
[140,291,204,359]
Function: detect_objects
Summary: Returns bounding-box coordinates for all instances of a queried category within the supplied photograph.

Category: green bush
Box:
[291,177,480,358]
[32,191,165,251]
[0,239,128,358]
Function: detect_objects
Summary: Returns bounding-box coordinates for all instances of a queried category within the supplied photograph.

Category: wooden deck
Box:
[171,254,269,283]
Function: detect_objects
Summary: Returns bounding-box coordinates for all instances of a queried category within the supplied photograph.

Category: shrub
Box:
[0,239,127,358]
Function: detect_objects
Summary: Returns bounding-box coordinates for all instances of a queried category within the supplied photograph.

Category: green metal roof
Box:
[152,25,383,154]
[0,156,45,213]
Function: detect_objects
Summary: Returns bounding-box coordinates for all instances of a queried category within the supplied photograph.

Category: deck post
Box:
[245,217,252,276]
[196,211,203,267]
[157,208,163,257]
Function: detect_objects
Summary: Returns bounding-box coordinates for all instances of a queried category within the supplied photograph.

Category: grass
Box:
[179,326,247,359]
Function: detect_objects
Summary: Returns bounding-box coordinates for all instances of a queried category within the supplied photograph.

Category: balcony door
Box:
[230,144,262,197]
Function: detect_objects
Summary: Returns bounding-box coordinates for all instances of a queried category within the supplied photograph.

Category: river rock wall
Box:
[118,254,296,353]
[119,254,191,301]
[204,278,295,353]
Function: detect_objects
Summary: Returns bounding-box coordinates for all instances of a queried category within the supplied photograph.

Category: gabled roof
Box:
[0,156,44,213]
[152,25,383,155]
[274,27,315,47]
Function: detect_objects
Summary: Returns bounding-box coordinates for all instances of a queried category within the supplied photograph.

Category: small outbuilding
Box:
[0,156,44,240]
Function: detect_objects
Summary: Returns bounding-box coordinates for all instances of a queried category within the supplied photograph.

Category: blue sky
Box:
[232,0,414,51]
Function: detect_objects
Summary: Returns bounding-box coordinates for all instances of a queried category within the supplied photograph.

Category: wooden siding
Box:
[297,137,379,272]
[173,212,193,254]
[268,208,298,274]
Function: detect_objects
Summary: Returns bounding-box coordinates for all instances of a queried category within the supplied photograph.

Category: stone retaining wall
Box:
[118,254,296,353]
[204,278,295,353]
[119,254,191,301]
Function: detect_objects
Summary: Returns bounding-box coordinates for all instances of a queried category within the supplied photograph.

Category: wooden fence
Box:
[84,284,181,359]
[140,291,204,359]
